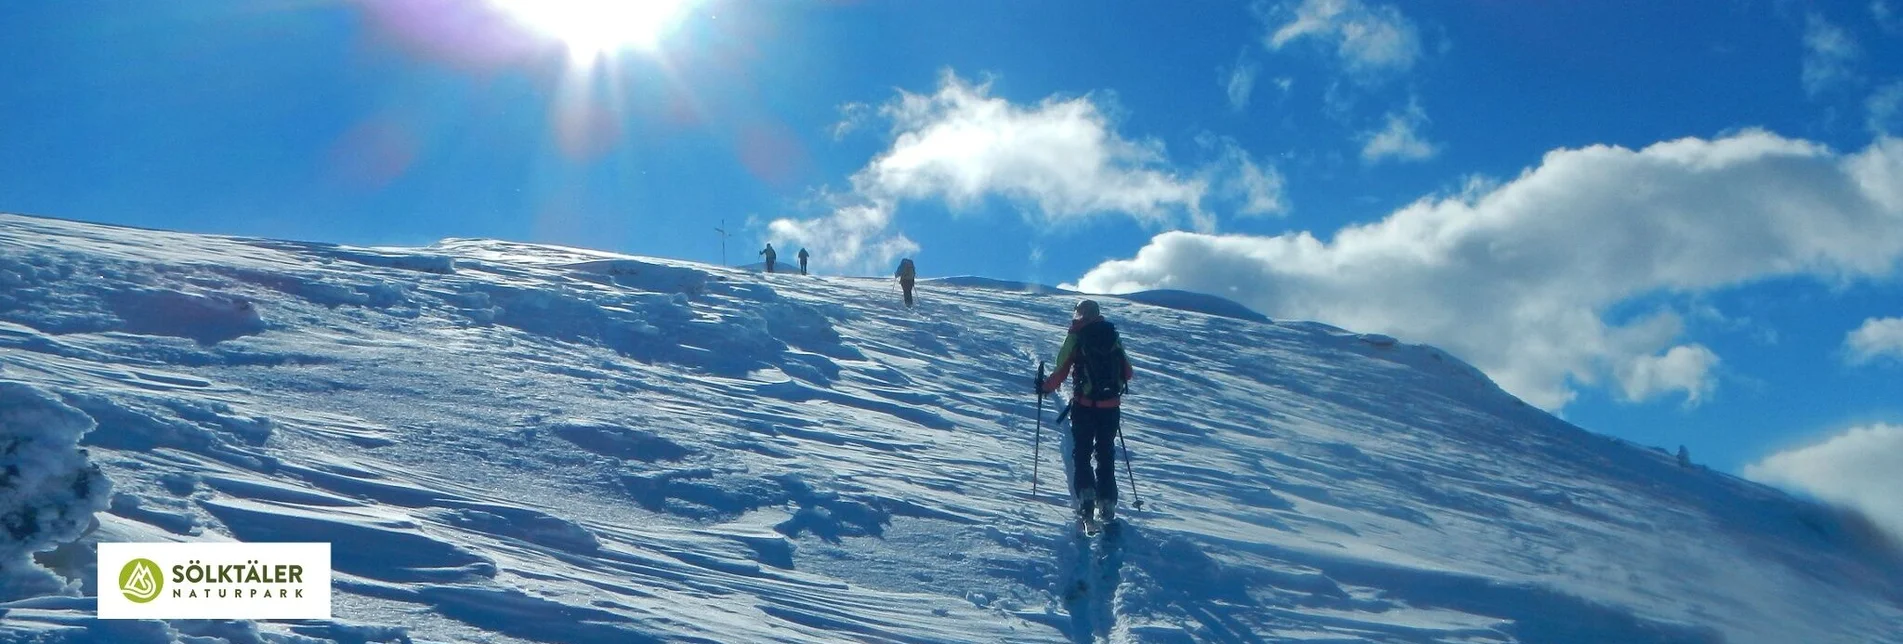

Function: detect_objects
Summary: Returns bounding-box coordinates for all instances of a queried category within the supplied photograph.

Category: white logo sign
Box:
[97,542,331,619]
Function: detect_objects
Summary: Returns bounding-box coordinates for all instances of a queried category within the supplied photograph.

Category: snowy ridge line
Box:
[2,212,1902,643]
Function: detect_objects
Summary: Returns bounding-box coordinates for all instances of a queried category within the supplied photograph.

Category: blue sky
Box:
[3,0,1902,489]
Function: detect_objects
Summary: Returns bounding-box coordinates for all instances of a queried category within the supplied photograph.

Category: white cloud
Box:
[1202,136,1289,218]
[1803,13,1860,97]
[1226,60,1260,111]
[1617,344,1720,405]
[1265,0,1421,77]
[861,71,1208,229]
[1845,317,1903,364]
[1876,1,1902,33]
[831,102,873,140]
[1075,132,1903,409]
[1230,155,1287,218]
[1360,100,1438,163]
[1870,81,1903,136]
[768,200,918,275]
[1747,424,1903,542]
[772,71,1217,272]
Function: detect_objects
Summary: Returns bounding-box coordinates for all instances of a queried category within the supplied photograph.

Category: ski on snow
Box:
[1079,512,1110,537]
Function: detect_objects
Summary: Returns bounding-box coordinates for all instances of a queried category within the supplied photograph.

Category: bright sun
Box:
[492,0,695,59]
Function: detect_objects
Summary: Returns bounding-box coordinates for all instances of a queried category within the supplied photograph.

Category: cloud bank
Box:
[1747,424,1903,543]
[1075,132,1903,409]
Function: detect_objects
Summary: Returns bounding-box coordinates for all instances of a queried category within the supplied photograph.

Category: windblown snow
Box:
[1,213,1898,643]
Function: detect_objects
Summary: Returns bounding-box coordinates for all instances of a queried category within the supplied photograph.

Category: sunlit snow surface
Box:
[1,213,1899,643]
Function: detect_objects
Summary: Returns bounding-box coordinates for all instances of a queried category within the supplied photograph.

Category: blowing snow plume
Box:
[1,212,1900,643]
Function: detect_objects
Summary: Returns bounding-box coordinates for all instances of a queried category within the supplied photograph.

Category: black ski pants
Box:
[1070,404,1120,504]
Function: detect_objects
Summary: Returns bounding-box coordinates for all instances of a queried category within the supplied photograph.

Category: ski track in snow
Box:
[1,213,1901,643]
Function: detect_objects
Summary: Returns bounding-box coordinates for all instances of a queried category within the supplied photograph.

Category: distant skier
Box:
[894,258,917,307]
[798,247,810,275]
[759,243,777,273]
[1037,299,1134,529]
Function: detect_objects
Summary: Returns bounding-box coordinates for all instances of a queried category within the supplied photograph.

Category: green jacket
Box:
[1039,315,1133,405]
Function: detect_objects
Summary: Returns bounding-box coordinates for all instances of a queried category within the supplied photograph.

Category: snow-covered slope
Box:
[1,213,1898,644]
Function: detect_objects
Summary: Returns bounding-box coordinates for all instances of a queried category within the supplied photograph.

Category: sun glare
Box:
[492,0,695,59]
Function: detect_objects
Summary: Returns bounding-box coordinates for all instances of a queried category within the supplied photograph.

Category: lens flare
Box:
[490,0,695,59]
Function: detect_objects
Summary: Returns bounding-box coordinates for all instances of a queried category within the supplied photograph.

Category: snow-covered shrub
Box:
[0,382,111,601]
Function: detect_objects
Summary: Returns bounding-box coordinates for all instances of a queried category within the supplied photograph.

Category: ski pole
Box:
[1117,421,1143,511]
[1032,360,1046,499]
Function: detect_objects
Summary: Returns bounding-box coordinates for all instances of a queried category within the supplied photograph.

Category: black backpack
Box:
[1073,321,1126,401]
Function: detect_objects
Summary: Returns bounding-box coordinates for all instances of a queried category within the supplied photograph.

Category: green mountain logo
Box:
[118,558,163,603]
